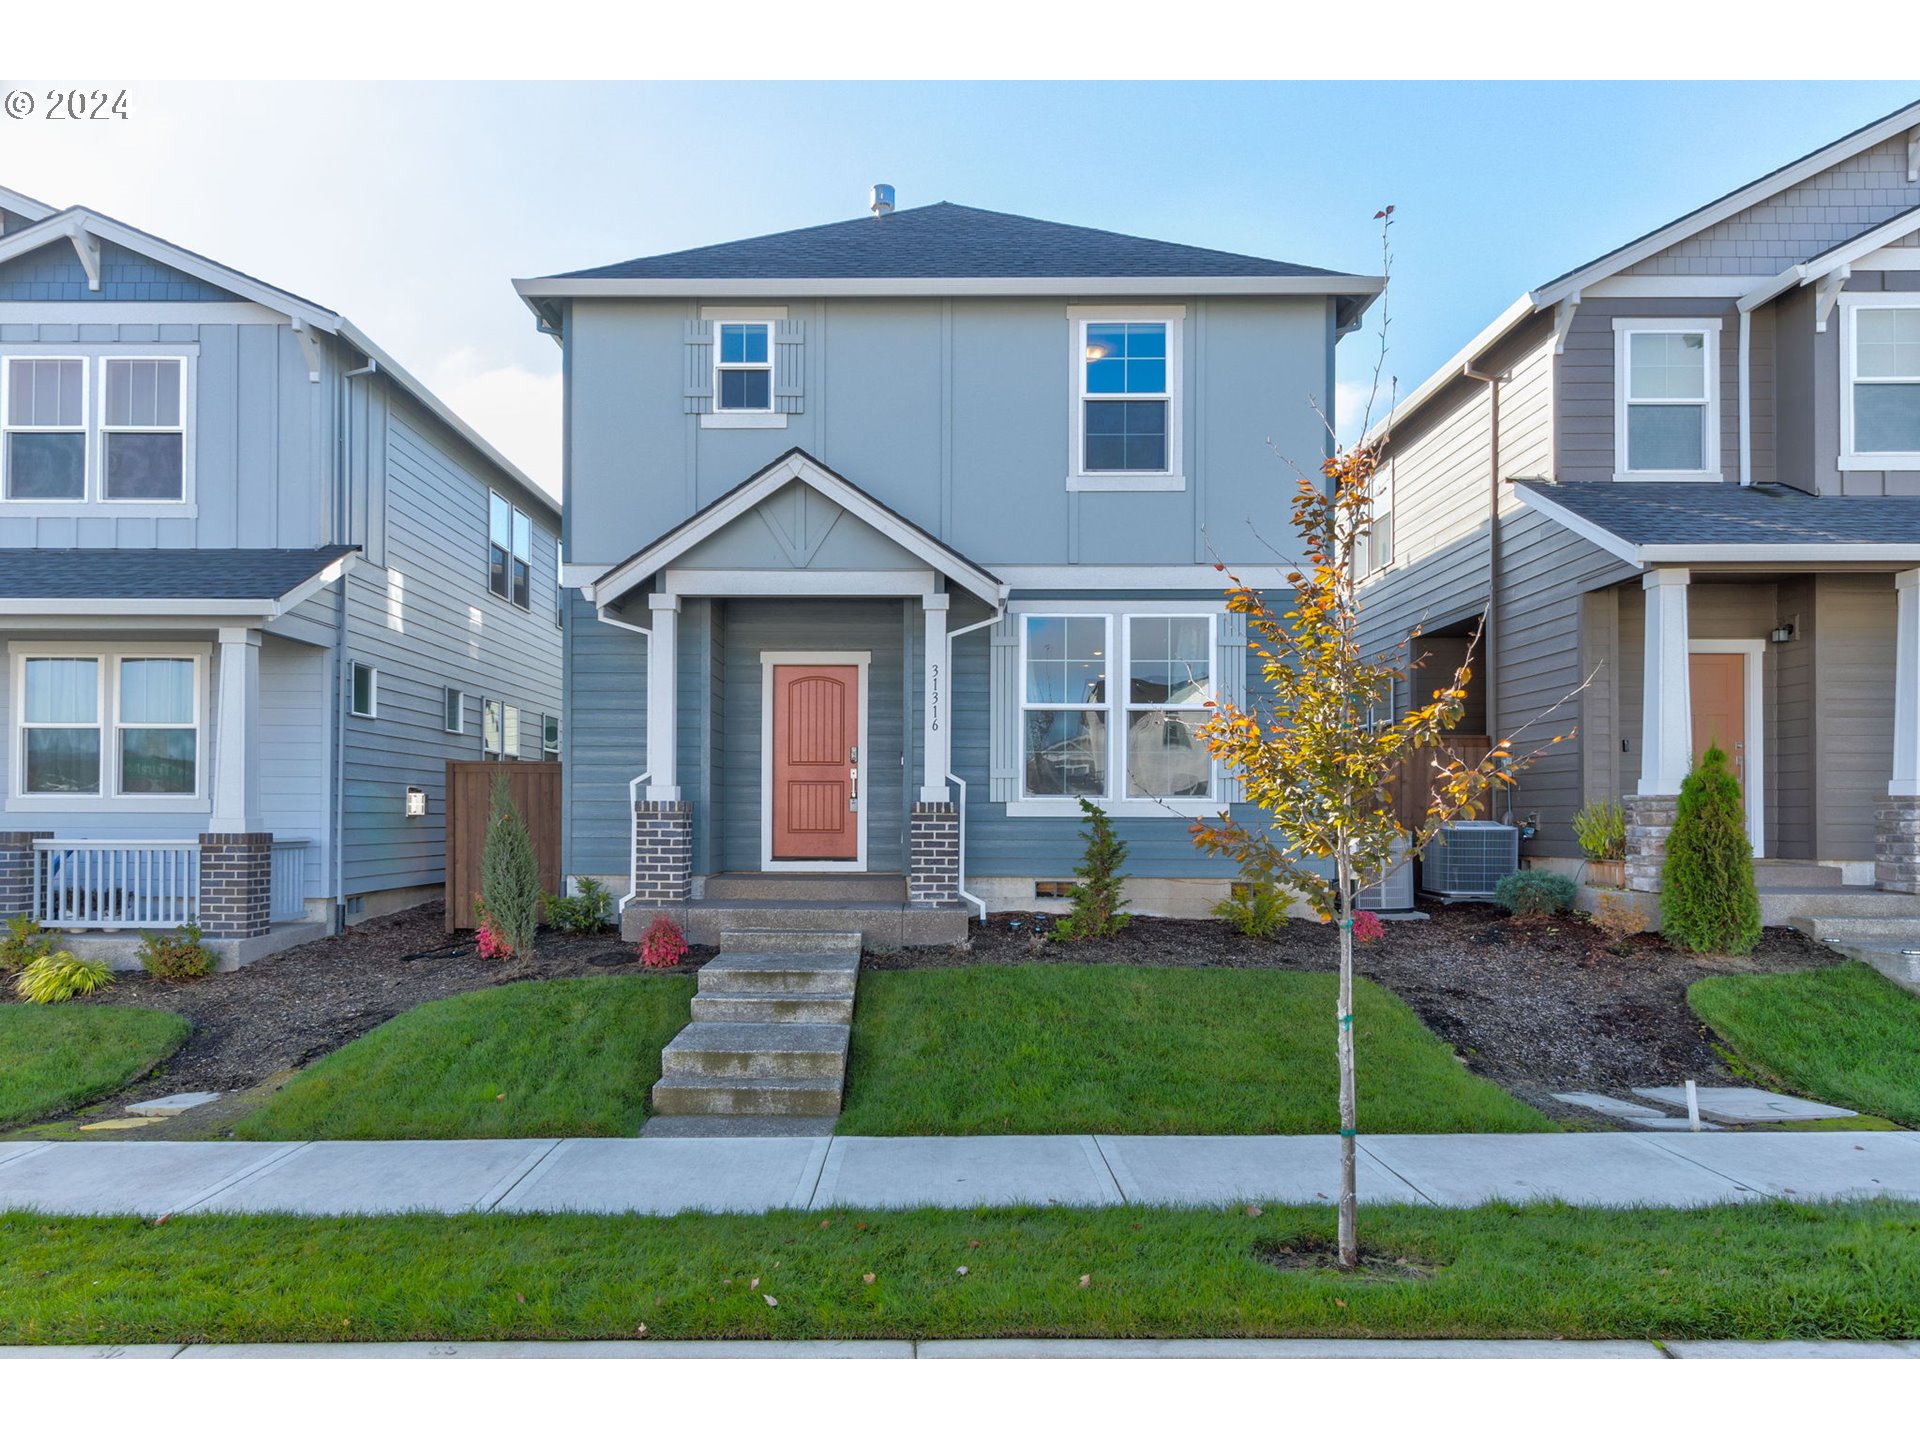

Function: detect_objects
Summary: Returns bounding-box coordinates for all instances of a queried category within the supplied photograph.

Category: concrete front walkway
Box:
[2,1131,1918,1217]
[2,1338,1917,1359]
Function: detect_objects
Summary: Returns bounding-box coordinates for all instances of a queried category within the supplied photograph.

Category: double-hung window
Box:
[1071,308,1183,491]
[14,649,202,801]
[715,322,772,412]
[542,713,560,760]
[489,491,532,609]
[1613,319,1720,481]
[443,687,465,734]
[1015,609,1218,811]
[102,358,186,501]
[3,357,86,500]
[1842,297,1920,469]
[483,698,504,756]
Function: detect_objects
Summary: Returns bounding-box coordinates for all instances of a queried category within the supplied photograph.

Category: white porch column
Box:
[1639,568,1693,795]
[1891,569,1920,797]
[645,593,680,801]
[920,593,951,802]
[208,626,262,834]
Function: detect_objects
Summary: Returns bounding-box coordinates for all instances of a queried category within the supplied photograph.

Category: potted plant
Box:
[1572,799,1627,888]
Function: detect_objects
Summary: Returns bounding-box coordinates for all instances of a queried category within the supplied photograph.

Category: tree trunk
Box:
[1336,850,1358,1269]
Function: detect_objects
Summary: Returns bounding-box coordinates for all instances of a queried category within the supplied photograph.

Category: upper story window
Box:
[1841,297,1920,470]
[1068,307,1184,493]
[11,647,203,805]
[715,322,773,412]
[1,353,190,506]
[1612,319,1720,482]
[489,491,532,609]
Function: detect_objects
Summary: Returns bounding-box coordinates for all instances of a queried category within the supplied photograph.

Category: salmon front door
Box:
[1689,645,1763,854]
[769,661,863,864]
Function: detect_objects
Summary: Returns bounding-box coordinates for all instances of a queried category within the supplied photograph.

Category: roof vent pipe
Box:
[869,183,895,217]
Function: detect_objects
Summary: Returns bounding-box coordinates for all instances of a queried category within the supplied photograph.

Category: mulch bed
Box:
[62,905,711,1107]
[868,905,1842,1121]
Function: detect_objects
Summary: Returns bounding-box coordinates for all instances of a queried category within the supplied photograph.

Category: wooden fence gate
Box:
[444,761,563,932]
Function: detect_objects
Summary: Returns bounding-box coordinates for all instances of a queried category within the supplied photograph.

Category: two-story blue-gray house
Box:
[0,185,562,965]
[518,193,1380,945]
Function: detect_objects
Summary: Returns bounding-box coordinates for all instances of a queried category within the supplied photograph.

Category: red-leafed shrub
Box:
[638,912,688,969]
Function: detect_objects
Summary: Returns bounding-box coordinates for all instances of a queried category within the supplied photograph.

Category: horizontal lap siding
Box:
[562,592,646,879]
[1774,576,1817,859]
[718,600,907,873]
[340,402,562,897]
[1814,575,1895,860]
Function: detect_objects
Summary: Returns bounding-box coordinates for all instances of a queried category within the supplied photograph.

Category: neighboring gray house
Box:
[516,195,1381,941]
[0,186,561,963]
[1358,102,1920,933]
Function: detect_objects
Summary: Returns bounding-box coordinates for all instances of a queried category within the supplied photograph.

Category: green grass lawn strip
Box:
[1688,962,1920,1127]
[837,966,1554,1135]
[0,1003,190,1130]
[0,1201,1914,1344]
[237,976,694,1141]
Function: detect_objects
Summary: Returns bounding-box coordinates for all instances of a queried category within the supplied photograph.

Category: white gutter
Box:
[944,606,1005,921]
[516,274,1385,302]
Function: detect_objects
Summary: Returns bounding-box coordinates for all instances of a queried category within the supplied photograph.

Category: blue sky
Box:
[6,80,1915,496]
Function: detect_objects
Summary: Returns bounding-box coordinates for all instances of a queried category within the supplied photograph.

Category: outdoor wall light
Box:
[1769,623,1796,644]
[405,786,428,818]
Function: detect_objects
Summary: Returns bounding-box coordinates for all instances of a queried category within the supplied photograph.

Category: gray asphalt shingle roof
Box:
[554,202,1356,282]
[1515,482,1920,546]
[0,546,355,600]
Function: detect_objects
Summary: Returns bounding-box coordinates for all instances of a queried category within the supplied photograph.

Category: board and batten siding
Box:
[337,397,562,897]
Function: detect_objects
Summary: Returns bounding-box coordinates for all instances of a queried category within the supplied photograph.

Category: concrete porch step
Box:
[697,952,861,997]
[1816,936,1920,994]
[660,1022,850,1081]
[1766,889,1920,929]
[648,1075,845,1118]
[690,993,855,1025]
[702,872,907,903]
[639,1114,839,1138]
[1790,914,1920,941]
[1751,862,1847,890]
[718,928,863,956]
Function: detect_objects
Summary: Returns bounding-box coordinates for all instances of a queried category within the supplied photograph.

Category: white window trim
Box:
[1067,304,1186,493]
[350,662,377,719]
[6,642,211,812]
[443,686,465,735]
[0,347,197,515]
[698,305,789,430]
[1,354,88,505]
[1007,599,1221,818]
[1611,317,1722,483]
[482,697,505,756]
[1838,293,1920,471]
[488,489,533,611]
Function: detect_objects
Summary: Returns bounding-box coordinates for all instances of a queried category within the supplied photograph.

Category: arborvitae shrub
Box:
[1054,798,1130,940]
[1661,744,1762,955]
[480,774,542,959]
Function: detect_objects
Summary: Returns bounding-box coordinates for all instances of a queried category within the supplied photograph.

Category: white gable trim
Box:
[1533,106,1920,309]
[0,186,57,223]
[587,451,1006,608]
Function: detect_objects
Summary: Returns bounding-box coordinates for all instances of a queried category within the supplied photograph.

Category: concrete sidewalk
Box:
[2,1131,1918,1217]
[2,1338,1916,1359]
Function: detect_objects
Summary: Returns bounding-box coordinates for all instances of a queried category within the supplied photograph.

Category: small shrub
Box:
[544,877,612,936]
[137,921,215,982]
[1214,871,1291,940]
[1662,744,1762,955]
[1351,910,1386,944]
[15,951,114,1004]
[480,775,541,959]
[1590,891,1647,945]
[638,912,688,969]
[1053,798,1130,940]
[1494,868,1577,917]
[0,914,54,974]
[1571,799,1626,862]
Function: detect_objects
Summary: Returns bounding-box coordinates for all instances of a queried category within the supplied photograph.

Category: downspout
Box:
[944,601,1004,920]
[595,603,653,912]
[332,351,378,929]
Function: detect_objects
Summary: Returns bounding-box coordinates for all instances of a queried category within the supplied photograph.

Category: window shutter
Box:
[988,611,1021,803]
[774,319,805,414]
[1215,609,1248,805]
[683,321,713,414]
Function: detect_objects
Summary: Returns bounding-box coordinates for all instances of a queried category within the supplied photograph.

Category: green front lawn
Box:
[1689,962,1920,1127]
[236,977,694,1141]
[837,966,1554,1136]
[1,1201,1914,1344]
[0,1003,190,1131]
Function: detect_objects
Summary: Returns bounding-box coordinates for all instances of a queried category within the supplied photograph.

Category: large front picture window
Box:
[15,650,201,800]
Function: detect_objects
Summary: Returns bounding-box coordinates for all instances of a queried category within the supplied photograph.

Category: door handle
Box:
[849,765,859,809]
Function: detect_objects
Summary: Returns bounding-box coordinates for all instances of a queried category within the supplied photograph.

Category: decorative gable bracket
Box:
[65,220,100,291]
[1909,126,1919,184]
[1815,266,1850,334]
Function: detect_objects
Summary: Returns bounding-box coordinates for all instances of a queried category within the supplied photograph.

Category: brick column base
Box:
[1625,795,1678,894]
[1875,798,1920,894]
[0,832,53,921]
[632,801,693,905]
[198,832,271,939]
[909,802,961,907]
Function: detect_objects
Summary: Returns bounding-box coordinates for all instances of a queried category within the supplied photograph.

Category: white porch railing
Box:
[270,839,310,924]
[33,840,199,931]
